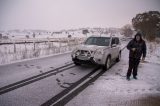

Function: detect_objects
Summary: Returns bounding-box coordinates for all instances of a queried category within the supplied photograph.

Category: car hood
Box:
[77,44,108,51]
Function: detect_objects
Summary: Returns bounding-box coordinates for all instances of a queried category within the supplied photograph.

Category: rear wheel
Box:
[116,52,121,62]
[74,62,81,65]
[103,56,111,71]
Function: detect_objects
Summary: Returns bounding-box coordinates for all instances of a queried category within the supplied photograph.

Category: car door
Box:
[114,37,120,57]
[110,37,117,59]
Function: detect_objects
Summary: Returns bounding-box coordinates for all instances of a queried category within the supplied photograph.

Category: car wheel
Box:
[74,62,81,65]
[116,52,121,62]
[103,56,111,70]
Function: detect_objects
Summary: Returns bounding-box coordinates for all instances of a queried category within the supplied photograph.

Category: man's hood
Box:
[134,32,143,42]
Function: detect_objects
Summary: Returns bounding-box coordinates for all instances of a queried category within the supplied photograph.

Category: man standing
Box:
[126,32,147,80]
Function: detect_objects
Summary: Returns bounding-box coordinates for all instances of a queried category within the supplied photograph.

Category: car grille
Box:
[81,50,87,54]
[79,50,93,57]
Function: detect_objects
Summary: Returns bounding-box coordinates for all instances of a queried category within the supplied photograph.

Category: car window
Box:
[111,38,116,45]
[85,37,110,46]
[112,37,120,45]
[115,38,119,44]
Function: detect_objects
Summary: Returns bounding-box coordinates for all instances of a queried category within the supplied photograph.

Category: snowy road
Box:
[0,53,72,88]
[0,52,101,106]
[0,44,160,106]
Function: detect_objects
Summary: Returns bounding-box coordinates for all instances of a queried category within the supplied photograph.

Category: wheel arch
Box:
[105,54,111,64]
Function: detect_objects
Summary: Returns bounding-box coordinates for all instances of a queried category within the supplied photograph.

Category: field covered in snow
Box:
[146,42,160,64]
[0,37,85,65]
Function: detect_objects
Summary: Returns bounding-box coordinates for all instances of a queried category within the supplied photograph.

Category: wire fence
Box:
[0,38,85,65]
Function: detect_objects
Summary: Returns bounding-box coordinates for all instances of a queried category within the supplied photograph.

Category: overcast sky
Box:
[0,0,160,30]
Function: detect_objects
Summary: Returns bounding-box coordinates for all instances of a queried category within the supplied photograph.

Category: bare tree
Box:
[132,11,160,41]
[121,24,133,37]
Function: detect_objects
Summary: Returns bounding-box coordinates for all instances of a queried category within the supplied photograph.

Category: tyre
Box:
[103,56,111,71]
[74,62,81,65]
[116,52,121,62]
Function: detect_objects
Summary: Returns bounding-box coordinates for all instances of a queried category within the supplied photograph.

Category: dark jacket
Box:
[127,34,147,59]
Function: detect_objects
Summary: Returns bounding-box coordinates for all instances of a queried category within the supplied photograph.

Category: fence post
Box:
[59,39,61,53]
[68,38,71,51]
[13,42,16,53]
[25,41,27,52]
[48,39,50,55]
[33,41,36,51]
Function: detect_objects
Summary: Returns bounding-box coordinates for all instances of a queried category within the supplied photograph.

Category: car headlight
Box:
[72,47,78,53]
[75,50,80,56]
[88,51,94,57]
[95,49,104,55]
[72,48,78,58]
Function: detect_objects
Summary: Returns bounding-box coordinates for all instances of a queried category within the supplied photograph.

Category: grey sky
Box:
[0,0,160,30]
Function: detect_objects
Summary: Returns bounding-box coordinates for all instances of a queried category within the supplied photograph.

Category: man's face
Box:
[136,36,140,41]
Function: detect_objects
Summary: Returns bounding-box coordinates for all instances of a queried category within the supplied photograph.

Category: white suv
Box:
[71,35,121,70]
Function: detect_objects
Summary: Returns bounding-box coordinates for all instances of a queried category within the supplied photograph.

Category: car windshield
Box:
[84,37,110,46]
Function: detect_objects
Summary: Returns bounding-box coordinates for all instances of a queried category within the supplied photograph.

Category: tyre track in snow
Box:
[41,44,127,106]
[0,63,75,95]
[41,66,102,106]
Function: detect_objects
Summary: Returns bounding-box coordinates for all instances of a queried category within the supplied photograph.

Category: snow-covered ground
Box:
[0,38,85,65]
[66,48,160,106]
[146,42,160,64]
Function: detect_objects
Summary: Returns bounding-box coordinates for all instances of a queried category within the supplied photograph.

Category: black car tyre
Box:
[103,56,111,71]
[116,52,121,62]
[74,62,81,65]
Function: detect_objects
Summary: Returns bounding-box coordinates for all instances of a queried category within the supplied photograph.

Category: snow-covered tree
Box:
[121,24,133,37]
[132,11,160,41]
[82,29,89,34]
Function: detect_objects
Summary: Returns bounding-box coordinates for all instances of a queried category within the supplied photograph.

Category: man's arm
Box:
[127,40,133,50]
[127,40,136,51]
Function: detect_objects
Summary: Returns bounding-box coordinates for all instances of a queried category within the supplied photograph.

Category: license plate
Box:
[77,56,89,60]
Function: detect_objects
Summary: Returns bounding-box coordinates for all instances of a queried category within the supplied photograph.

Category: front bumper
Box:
[72,57,96,65]
[72,55,104,65]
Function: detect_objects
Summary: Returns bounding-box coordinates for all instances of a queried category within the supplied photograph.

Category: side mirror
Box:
[111,44,117,48]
